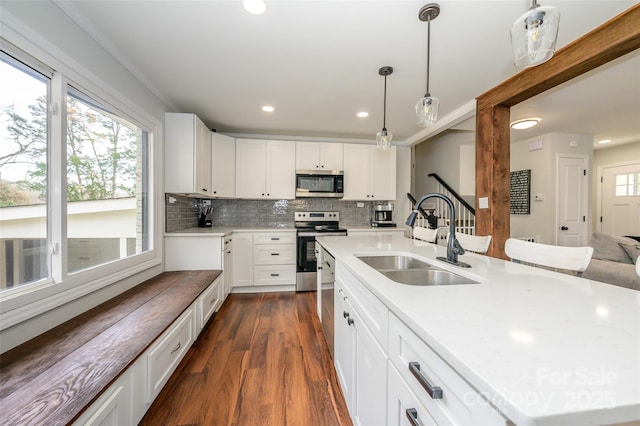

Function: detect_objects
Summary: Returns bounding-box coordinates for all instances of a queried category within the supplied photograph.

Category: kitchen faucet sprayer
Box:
[406,193,471,268]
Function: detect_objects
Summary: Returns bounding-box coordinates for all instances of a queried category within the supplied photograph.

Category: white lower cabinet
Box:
[388,362,437,426]
[146,307,195,403]
[232,231,296,289]
[196,275,222,333]
[74,371,131,425]
[164,236,223,271]
[334,278,387,425]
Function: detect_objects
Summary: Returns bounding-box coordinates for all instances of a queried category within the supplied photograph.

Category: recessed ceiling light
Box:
[357,111,369,118]
[598,139,611,144]
[510,117,541,130]
[243,0,266,15]
[262,105,274,112]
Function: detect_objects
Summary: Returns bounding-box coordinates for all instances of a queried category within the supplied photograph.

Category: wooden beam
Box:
[477,3,640,109]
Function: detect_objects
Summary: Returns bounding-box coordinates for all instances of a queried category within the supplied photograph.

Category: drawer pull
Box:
[271,237,280,241]
[347,318,354,326]
[270,253,280,256]
[343,311,350,318]
[409,362,443,399]
[405,408,422,426]
[270,273,280,277]
[209,297,216,305]
[171,342,182,355]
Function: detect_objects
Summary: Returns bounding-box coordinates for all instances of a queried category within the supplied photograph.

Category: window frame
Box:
[0,38,162,330]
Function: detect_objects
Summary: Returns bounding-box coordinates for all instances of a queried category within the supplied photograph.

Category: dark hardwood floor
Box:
[140,291,352,426]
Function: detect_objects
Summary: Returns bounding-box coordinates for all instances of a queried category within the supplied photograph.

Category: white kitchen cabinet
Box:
[231,232,253,287]
[211,132,236,198]
[164,236,222,271]
[223,234,233,296]
[334,280,388,425]
[252,231,296,286]
[196,275,222,333]
[146,307,195,403]
[235,139,295,199]
[343,144,396,200]
[296,141,344,170]
[165,112,212,197]
[387,362,437,426]
[73,369,131,425]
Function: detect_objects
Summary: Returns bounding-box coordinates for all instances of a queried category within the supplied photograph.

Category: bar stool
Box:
[451,233,492,254]
[504,238,594,277]
[412,226,438,243]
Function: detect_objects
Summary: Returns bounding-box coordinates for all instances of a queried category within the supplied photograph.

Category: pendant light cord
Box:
[383,74,388,130]
[425,15,431,97]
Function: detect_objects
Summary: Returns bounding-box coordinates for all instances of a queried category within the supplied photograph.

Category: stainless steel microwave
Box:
[295,170,344,198]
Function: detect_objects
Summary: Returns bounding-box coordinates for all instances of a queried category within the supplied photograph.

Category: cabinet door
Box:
[387,362,437,426]
[295,142,321,170]
[353,306,388,426]
[232,233,253,287]
[370,146,396,200]
[236,139,267,198]
[343,144,372,200]
[334,284,355,413]
[319,142,344,170]
[164,236,222,271]
[195,116,212,196]
[223,236,233,296]
[266,140,295,199]
[211,132,236,197]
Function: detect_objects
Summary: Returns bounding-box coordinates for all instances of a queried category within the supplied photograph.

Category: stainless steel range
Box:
[295,211,347,291]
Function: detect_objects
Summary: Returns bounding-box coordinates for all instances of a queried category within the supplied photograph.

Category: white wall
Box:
[414,130,475,203]
[510,133,593,244]
[394,146,411,236]
[0,2,167,351]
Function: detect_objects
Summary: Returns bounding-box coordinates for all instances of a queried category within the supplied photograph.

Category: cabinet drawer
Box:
[388,313,505,426]
[146,308,195,403]
[253,244,296,265]
[197,277,222,331]
[73,370,130,426]
[336,262,388,351]
[388,362,437,426]
[254,265,296,285]
[253,232,296,245]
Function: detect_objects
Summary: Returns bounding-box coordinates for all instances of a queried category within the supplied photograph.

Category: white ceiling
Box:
[56,0,639,147]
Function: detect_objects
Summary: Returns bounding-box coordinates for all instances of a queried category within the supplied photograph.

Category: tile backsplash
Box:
[165,194,381,232]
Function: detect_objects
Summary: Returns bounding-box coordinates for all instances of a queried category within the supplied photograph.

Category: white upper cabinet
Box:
[235,139,295,199]
[296,142,344,171]
[165,113,212,196]
[211,132,236,198]
[343,144,396,200]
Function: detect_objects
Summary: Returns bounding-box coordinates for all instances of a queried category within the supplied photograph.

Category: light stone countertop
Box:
[316,234,640,426]
[165,226,295,236]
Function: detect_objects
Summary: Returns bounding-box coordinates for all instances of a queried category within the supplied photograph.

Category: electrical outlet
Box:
[356,202,364,208]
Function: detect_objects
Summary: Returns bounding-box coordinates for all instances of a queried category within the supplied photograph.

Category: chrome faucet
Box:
[406,193,471,268]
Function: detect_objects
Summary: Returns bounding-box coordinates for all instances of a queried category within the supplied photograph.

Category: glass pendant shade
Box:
[376,128,392,150]
[511,4,560,68]
[415,95,439,127]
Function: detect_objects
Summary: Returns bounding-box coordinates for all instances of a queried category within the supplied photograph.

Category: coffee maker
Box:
[371,202,396,227]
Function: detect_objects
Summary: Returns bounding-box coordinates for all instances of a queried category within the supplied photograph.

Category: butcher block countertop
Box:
[0,270,221,426]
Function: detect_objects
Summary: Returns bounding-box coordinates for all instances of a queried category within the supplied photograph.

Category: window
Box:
[0,51,49,289]
[0,44,153,296]
[615,173,640,196]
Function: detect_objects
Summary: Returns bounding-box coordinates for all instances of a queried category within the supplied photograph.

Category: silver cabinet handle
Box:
[409,362,443,399]
[405,408,423,426]
[209,297,216,305]
[171,342,181,354]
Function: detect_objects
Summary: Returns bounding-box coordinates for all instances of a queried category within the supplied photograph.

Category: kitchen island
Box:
[317,234,640,426]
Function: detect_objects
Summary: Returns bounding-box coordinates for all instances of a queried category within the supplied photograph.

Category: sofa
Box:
[582,232,640,291]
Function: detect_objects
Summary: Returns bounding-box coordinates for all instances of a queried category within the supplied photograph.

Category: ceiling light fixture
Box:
[243,0,266,15]
[510,117,541,130]
[376,66,393,150]
[511,0,560,68]
[415,3,440,128]
[357,111,369,118]
[598,139,612,144]
[262,105,274,112]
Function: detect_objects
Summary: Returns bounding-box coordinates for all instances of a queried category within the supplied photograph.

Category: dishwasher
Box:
[318,246,335,358]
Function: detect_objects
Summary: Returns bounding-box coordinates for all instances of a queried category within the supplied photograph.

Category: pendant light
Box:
[376,66,393,150]
[511,0,560,68]
[415,3,440,128]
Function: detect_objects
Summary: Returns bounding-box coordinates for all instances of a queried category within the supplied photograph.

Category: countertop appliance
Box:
[371,202,396,227]
[318,246,335,357]
[295,211,347,291]
[295,170,344,198]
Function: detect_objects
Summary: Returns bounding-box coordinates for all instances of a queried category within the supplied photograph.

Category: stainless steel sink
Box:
[381,269,478,286]
[357,255,433,270]
[356,254,479,286]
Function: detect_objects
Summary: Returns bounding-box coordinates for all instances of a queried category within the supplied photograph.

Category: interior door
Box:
[556,155,588,246]
[600,162,640,236]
